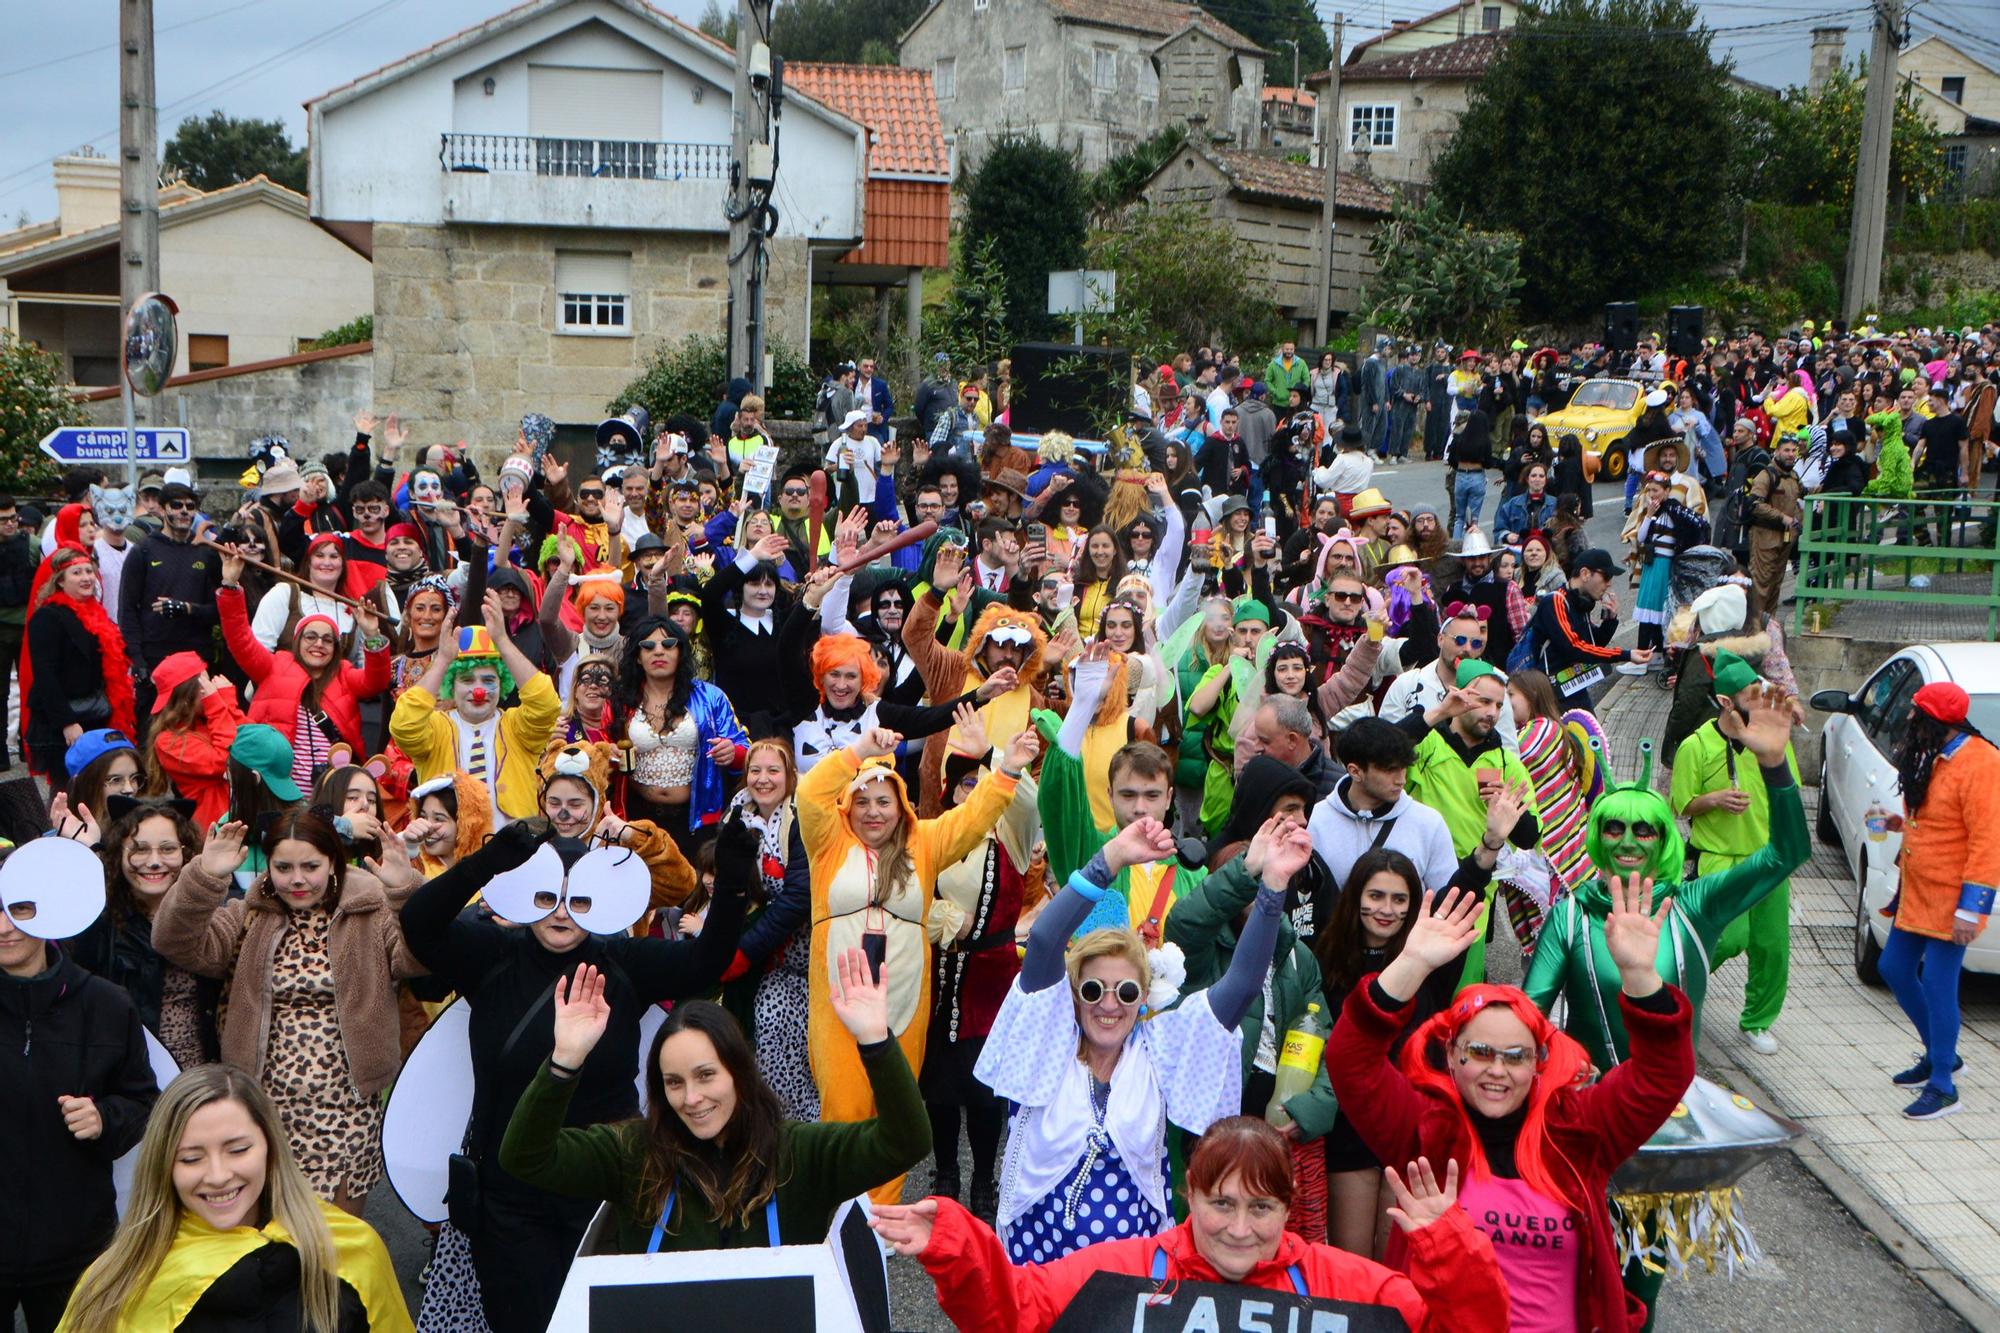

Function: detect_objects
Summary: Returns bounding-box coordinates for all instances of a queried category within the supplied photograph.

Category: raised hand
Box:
[542,454,569,486]
[1385,1157,1460,1235]
[1402,887,1483,973]
[1718,679,1794,769]
[481,590,509,640]
[1243,813,1284,877]
[868,1198,940,1257]
[751,532,790,565]
[353,410,378,437]
[354,604,382,641]
[201,821,250,879]
[931,543,966,588]
[852,727,902,762]
[950,700,990,758]
[1260,818,1313,887]
[362,833,419,895]
[220,544,247,586]
[1001,727,1040,775]
[828,946,890,1043]
[551,963,612,1069]
[1604,874,1669,997]
[1483,778,1531,849]
[49,793,101,847]
[974,665,1018,701]
[1103,816,1175,874]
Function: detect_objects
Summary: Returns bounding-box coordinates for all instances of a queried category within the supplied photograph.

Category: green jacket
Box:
[1405,724,1537,859]
[1266,354,1312,401]
[498,1040,929,1252]
[1523,766,1808,1071]
[1164,854,1340,1140]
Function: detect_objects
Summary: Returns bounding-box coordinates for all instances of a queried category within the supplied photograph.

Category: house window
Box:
[556,251,632,336]
[1139,58,1159,121]
[187,334,228,371]
[1941,76,1964,105]
[1349,103,1397,149]
[935,57,956,101]
[1483,5,1502,30]
[1004,45,1025,91]
[1944,143,1967,182]
[1093,46,1116,91]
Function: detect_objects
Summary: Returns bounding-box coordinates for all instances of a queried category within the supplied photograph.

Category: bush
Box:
[0,333,80,489]
[610,333,816,424]
[304,314,373,350]
[962,136,1089,344]
[1361,192,1522,345]
[1087,205,1292,363]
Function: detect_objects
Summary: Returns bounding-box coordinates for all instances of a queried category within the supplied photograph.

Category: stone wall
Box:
[81,345,373,484]
[372,222,810,468]
[1880,248,2000,317]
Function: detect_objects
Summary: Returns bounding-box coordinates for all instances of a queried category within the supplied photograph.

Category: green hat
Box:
[1455,658,1505,689]
[229,724,303,803]
[1710,648,1759,698]
[1510,339,1528,351]
[1231,596,1270,627]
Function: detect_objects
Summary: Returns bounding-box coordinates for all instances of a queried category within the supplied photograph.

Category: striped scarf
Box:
[1519,716,1592,892]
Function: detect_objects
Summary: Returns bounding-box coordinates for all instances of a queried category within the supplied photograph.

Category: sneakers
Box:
[1903,1087,1962,1120]
[1615,661,1649,676]
[1891,1054,1964,1087]
[1743,1029,1779,1055]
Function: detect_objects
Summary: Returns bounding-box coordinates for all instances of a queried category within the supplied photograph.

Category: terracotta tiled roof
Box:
[1047,0,1264,55]
[1204,146,1394,216]
[1261,86,1316,106]
[840,178,950,268]
[1308,31,1505,84]
[786,63,950,178]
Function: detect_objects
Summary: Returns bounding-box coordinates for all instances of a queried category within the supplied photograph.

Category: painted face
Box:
[416,794,458,856]
[122,814,185,903]
[267,838,333,910]
[634,550,667,582]
[173,1099,269,1232]
[386,536,426,572]
[529,902,584,953]
[822,661,863,709]
[849,782,903,848]
[1272,656,1308,695]
[743,749,790,810]
[542,776,596,839]
[872,591,906,633]
[453,665,503,721]
[411,471,444,503]
[1074,954,1143,1055]
[574,662,614,708]
[1356,869,1412,946]
[658,1028,738,1141]
[295,622,339,670]
[1588,792,1677,879]
[1451,1005,1539,1118]
[341,775,380,818]
[1191,1171,1289,1282]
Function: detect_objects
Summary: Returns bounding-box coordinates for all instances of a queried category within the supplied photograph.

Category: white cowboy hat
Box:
[1457,528,1496,559]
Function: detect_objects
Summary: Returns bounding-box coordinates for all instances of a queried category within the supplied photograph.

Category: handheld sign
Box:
[1049,1272,1411,1333]
[548,1196,890,1331]
[742,444,781,503]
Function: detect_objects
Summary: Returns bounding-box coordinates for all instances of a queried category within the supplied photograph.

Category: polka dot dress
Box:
[1003,1140,1167,1265]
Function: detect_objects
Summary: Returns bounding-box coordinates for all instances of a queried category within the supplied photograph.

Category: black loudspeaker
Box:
[1604,302,1639,353]
[1010,342,1132,438]
[1667,305,1705,360]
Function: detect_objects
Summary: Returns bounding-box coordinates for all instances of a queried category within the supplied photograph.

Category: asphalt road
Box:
[1364,455,1638,559]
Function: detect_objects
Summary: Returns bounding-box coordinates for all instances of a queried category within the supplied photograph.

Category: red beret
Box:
[1913,681,1969,727]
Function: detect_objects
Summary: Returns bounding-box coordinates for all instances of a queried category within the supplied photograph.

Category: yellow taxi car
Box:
[1540,378,1645,480]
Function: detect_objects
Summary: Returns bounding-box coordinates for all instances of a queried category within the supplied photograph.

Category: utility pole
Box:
[1843,0,1901,322]
[727,0,779,393]
[119,0,160,488]
[1314,12,1344,347]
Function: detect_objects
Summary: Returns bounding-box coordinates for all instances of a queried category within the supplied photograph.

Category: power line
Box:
[0,0,277,83]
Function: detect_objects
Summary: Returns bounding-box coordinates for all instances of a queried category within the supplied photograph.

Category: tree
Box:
[1429,0,1733,320]
[697,0,737,47]
[0,333,82,489]
[1200,0,1330,86]
[612,333,817,424]
[1361,194,1522,345]
[1088,204,1292,362]
[928,236,1012,369]
[1087,124,1188,218]
[962,136,1090,343]
[1732,68,1947,208]
[771,0,926,63]
[163,111,307,193]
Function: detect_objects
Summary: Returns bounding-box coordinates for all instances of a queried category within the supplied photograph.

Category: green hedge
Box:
[1744,200,2000,284]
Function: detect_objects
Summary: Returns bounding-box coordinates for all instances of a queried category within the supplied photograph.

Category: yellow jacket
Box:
[390,673,561,820]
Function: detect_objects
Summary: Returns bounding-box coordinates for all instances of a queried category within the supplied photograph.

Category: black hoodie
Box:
[1215,756,1339,943]
[0,946,159,1284]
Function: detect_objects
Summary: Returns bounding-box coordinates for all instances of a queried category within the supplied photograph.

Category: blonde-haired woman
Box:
[727,737,818,1118]
[59,1064,412,1333]
[972,815,1307,1263]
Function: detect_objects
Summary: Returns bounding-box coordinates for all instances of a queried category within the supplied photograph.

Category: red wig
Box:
[810,632,883,698]
[1398,983,1592,1213]
[1186,1115,1294,1204]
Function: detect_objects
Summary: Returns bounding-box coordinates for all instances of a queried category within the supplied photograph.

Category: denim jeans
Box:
[1453,469,1487,538]
[1880,926,1967,1095]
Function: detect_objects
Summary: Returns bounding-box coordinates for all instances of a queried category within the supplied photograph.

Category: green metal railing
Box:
[1793,490,2000,639]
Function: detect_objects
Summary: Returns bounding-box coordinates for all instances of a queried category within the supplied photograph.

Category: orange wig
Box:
[811,632,884,699]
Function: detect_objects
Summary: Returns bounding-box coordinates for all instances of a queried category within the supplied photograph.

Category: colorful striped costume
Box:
[1499,713,1601,954]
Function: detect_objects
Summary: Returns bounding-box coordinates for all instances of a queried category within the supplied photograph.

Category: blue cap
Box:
[65,728,136,781]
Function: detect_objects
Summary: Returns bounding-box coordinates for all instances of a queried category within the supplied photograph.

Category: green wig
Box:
[1581,739,1685,885]
[442,654,517,701]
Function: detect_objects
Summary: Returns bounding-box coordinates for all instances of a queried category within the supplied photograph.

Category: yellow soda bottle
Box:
[1266,1002,1327,1128]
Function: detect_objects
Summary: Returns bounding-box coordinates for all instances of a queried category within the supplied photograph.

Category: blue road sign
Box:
[39,427,191,465]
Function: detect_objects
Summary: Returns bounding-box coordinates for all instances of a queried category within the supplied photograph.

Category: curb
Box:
[1700,1036,2000,1333]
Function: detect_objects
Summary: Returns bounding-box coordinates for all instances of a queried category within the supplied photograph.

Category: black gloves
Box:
[712,812,759,897]
[478,818,550,875]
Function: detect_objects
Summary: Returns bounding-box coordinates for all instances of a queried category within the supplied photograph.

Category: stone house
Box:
[1813,30,2000,198]
[898,0,1266,175]
[1259,87,1316,152]
[1343,0,1519,65]
[0,153,371,387]
[307,0,866,456]
[1135,142,1393,333]
[1304,31,1506,192]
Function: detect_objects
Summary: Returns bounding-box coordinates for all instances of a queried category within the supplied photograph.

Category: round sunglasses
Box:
[1077,977,1143,1007]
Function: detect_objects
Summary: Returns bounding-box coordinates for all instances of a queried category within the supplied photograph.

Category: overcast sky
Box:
[0,0,1977,225]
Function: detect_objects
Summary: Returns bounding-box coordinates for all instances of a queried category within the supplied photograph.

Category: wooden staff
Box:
[196,535,369,612]
[834,520,937,575]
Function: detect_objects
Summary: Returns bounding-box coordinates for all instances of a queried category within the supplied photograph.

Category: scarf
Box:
[20,588,138,759]
[728,788,795,902]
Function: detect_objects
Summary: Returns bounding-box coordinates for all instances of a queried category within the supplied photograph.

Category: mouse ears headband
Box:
[478,841,649,936]
[1442,600,1492,622]
[0,837,106,940]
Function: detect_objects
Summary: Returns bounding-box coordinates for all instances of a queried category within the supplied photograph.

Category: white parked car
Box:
[1811,643,2000,983]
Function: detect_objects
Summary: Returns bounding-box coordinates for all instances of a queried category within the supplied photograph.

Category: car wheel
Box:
[1602,446,1628,481]
[1816,756,1839,845]
[1854,849,1884,986]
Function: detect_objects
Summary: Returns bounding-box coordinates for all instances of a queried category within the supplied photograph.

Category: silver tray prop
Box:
[1609,1074,1804,1277]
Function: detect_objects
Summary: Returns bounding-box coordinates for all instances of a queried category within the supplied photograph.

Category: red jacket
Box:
[916,1196,1508,1333]
[151,688,248,829]
[1328,977,1695,1333]
[218,585,390,756]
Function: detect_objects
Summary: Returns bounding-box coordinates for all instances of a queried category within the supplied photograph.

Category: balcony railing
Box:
[439,133,730,182]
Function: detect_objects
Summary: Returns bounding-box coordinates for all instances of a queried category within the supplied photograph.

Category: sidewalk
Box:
[1597,676,2000,1327]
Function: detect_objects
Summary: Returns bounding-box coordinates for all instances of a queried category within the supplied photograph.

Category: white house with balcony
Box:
[307,0,866,453]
